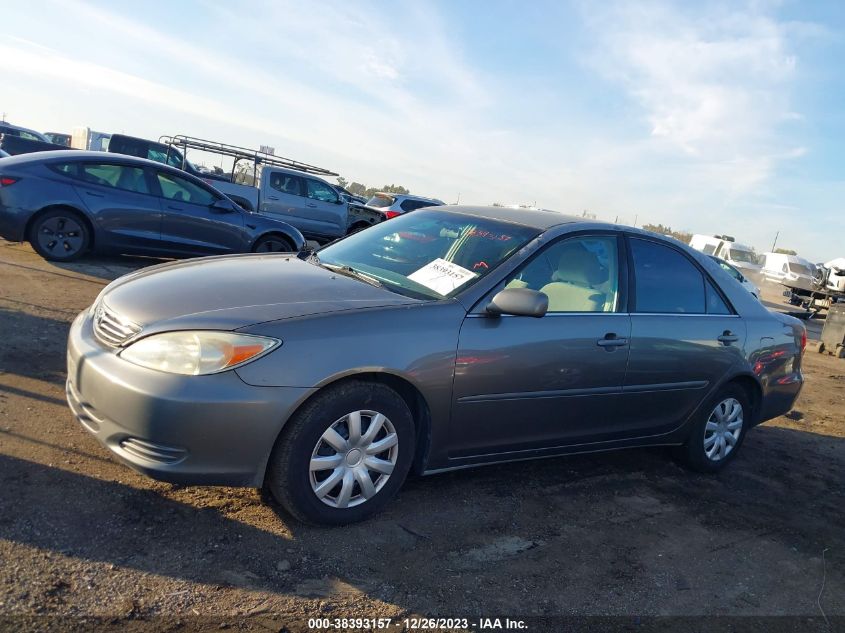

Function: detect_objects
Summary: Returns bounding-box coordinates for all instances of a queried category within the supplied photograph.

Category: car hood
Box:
[99,254,420,333]
[731,261,762,272]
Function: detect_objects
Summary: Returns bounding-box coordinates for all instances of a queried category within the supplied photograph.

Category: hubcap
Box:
[309,410,399,509]
[704,397,743,461]
[37,216,84,256]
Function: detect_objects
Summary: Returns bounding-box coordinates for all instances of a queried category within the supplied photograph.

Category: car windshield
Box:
[729,248,758,264]
[316,210,540,299]
[790,263,813,276]
[366,194,396,208]
[715,259,742,281]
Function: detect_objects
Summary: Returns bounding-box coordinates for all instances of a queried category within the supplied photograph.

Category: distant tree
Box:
[364,184,410,198]
[774,247,797,256]
[346,182,367,196]
[641,223,692,244]
[336,176,349,189]
[491,202,505,207]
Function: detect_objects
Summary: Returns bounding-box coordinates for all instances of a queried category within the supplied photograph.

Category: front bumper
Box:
[66,310,315,487]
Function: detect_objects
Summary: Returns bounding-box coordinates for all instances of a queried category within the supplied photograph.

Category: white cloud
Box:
[580,1,803,190]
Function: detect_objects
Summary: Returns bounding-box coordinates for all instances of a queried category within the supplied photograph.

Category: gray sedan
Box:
[66,206,806,524]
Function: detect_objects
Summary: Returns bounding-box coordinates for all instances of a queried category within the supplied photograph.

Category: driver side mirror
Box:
[486,288,548,318]
[210,198,236,213]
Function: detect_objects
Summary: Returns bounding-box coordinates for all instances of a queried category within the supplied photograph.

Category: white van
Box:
[761,252,816,291]
[823,258,845,292]
[688,234,761,273]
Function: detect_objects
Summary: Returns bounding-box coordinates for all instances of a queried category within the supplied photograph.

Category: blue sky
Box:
[2,0,844,260]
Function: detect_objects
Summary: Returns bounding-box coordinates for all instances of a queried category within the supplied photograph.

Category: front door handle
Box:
[85,190,105,198]
[267,196,279,201]
[307,202,317,208]
[597,333,628,348]
[718,330,739,345]
[166,205,183,211]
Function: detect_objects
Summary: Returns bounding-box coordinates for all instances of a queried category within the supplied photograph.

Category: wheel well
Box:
[25,205,95,249]
[253,232,295,252]
[728,375,762,423]
[347,221,371,235]
[268,372,433,479]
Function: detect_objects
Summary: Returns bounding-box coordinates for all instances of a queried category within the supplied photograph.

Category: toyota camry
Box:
[66,206,805,524]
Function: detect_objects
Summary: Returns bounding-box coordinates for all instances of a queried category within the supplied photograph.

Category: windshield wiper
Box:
[321,263,384,288]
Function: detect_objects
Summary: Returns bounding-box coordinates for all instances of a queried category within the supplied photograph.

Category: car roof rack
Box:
[159,135,338,177]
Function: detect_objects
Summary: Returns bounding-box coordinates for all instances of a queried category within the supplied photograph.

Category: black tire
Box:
[346,222,370,236]
[252,234,294,253]
[29,209,91,262]
[677,383,751,473]
[266,380,415,525]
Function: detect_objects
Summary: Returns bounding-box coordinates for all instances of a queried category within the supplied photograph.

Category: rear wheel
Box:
[253,234,294,253]
[266,381,415,525]
[346,222,370,235]
[29,209,90,261]
[678,384,750,473]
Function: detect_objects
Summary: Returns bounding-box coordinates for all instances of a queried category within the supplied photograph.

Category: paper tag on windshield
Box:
[408,258,477,296]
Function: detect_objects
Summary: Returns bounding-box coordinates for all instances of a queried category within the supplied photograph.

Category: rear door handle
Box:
[166,205,183,211]
[307,202,317,208]
[597,333,628,348]
[267,196,279,201]
[85,190,105,198]
[718,331,739,345]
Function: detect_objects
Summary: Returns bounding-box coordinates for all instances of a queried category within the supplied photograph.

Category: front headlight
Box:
[120,331,280,375]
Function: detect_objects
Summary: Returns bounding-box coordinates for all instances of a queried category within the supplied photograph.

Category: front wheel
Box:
[266,381,415,525]
[678,384,750,473]
[252,234,294,253]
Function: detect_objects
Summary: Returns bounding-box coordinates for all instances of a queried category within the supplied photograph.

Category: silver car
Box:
[66,207,806,524]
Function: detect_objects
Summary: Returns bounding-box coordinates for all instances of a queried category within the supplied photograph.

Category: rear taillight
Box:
[801,328,807,353]
[384,210,401,219]
[0,176,18,187]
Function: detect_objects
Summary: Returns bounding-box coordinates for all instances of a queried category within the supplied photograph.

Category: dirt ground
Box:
[1,239,843,632]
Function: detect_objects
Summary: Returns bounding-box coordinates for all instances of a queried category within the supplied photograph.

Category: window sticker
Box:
[408,258,478,296]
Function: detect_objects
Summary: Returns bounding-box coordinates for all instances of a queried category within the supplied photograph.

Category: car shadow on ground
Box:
[1,424,843,616]
[0,308,71,386]
[1,240,167,283]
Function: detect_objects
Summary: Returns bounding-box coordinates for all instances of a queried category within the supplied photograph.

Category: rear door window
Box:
[78,163,150,194]
[630,238,705,313]
[269,172,303,196]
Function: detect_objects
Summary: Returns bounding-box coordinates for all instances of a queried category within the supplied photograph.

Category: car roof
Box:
[0,122,48,141]
[373,192,443,203]
[427,205,586,230]
[2,150,210,181]
[265,165,331,181]
[4,149,167,168]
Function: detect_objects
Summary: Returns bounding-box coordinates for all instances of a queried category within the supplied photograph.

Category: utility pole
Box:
[771,231,779,252]
[633,214,638,228]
